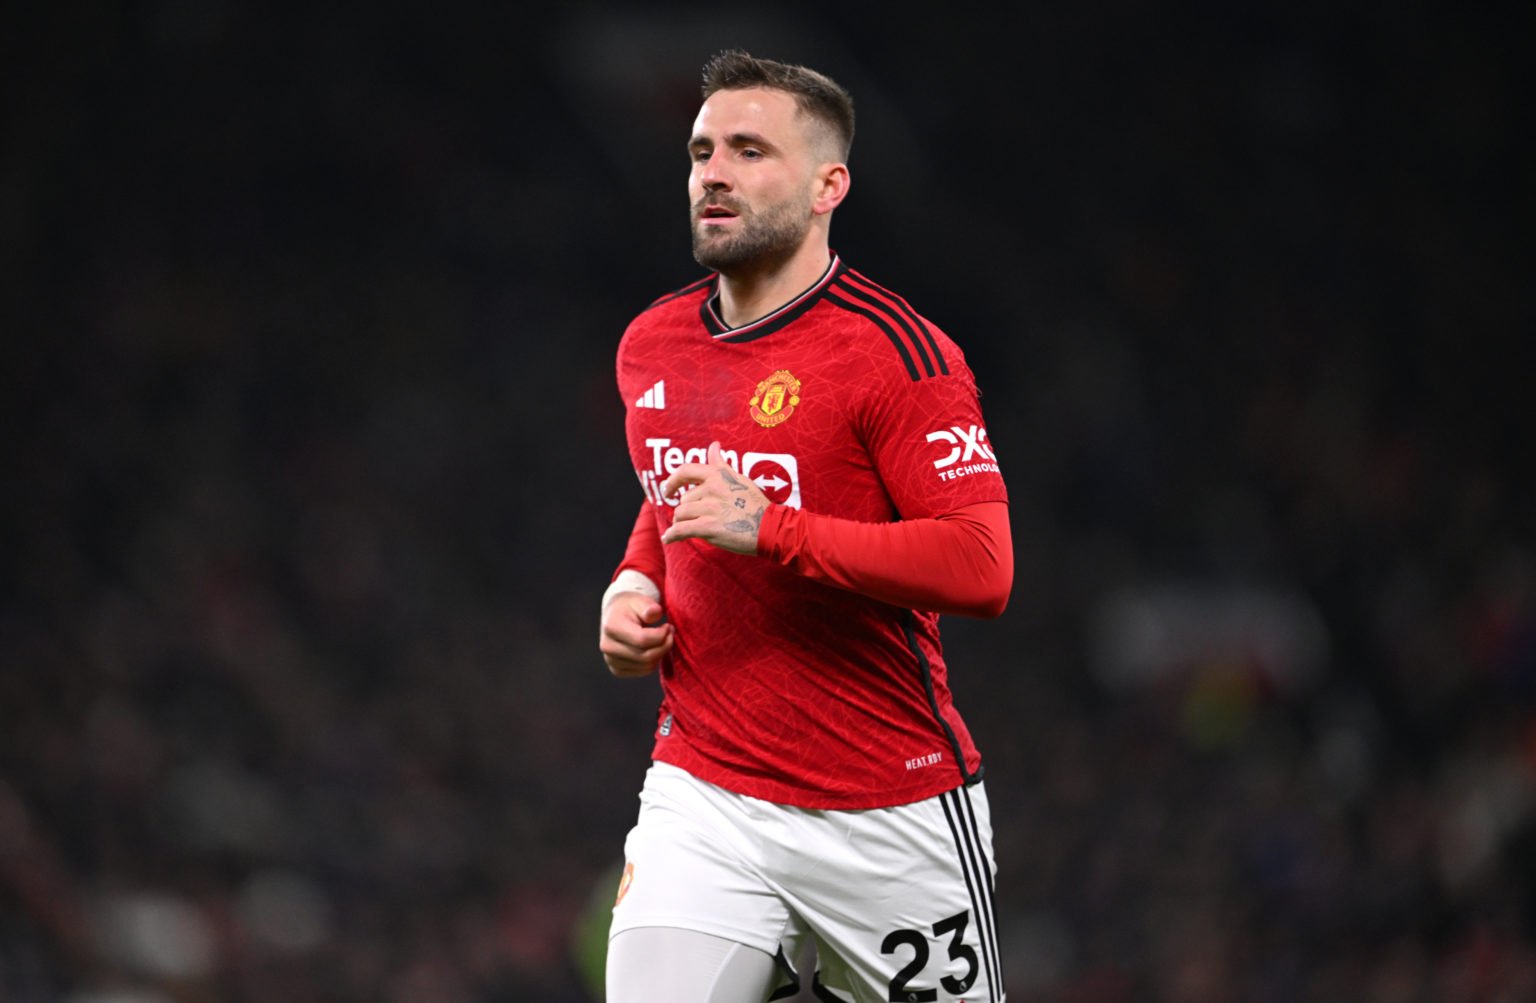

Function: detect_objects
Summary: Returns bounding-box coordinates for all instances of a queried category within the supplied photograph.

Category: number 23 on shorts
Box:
[881,909,978,1002]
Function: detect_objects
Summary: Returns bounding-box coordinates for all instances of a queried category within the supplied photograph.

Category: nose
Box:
[696,149,731,192]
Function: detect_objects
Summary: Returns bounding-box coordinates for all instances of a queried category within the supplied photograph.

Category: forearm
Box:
[757,500,1012,618]
[612,501,665,590]
[601,503,672,677]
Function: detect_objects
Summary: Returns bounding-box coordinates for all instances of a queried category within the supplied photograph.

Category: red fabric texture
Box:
[757,499,1011,618]
[615,501,666,588]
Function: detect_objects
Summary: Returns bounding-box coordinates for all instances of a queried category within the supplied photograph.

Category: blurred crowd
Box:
[3,3,1530,1001]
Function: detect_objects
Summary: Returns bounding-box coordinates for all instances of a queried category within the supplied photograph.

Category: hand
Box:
[600,592,674,677]
[660,441,769,555]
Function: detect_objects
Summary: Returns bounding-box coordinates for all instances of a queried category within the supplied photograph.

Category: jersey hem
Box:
[652,751,982,811]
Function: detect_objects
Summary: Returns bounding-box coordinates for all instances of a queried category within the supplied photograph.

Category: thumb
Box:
[639,601,668,626]
[707,440,726,467]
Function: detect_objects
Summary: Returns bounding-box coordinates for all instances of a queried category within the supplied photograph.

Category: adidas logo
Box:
[635,380,666,410]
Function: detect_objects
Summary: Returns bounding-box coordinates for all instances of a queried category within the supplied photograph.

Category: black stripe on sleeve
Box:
[826,289,921,381]
[841,272,951,376]
[831,277,936,377]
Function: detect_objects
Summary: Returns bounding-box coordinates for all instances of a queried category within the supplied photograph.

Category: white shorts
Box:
[610,761,1005,1002]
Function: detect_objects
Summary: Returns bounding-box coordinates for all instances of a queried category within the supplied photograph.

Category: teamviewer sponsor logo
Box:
[741,453,801,508]
[636,439,802,509]
[926,424,999,481]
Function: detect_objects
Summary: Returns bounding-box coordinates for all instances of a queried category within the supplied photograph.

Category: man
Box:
[599,49,1012,1002]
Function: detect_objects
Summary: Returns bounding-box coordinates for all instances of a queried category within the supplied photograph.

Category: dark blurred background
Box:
[3,2,1532,1000]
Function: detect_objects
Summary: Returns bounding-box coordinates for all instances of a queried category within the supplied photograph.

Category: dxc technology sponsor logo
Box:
[926,424,999,481]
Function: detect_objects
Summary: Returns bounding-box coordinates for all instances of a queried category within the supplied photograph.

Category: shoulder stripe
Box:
[826,289,921,381]
[832,276,935,377]
[646,274,715,310]
[840,271,950,376]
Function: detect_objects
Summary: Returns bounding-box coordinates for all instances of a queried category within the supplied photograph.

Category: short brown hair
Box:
[700,49,856,162]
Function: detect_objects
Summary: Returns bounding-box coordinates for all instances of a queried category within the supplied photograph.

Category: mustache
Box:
[693,194,746,216]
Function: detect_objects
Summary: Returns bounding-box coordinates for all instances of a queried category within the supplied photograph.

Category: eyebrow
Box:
[687,131,779,153]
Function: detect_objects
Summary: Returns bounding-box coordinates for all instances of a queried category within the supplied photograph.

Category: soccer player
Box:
[599,49,1012,1003]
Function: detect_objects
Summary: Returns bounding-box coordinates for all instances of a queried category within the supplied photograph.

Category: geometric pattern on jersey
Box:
[617,255,1007,809]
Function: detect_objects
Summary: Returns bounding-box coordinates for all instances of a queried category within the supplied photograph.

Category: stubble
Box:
[690,194,811,273]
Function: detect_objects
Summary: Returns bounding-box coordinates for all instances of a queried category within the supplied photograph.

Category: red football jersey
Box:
[615,256,1008,809]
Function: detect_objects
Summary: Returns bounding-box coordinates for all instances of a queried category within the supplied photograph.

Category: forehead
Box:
[691,87,805,144]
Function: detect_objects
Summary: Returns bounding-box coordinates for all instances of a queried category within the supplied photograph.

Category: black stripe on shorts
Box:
[941,787,1004,1002]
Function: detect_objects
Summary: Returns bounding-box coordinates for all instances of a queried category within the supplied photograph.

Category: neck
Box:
[716,242,833,328]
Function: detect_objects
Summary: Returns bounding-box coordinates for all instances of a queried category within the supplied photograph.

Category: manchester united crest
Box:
[749,370,801,428]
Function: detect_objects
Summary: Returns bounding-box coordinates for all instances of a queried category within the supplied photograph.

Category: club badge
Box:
[749,370,801,428]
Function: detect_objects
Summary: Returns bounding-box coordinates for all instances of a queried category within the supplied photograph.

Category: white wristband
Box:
[602,569,661,611]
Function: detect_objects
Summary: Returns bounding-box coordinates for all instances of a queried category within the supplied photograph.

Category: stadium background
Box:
[3,2,1530,1000]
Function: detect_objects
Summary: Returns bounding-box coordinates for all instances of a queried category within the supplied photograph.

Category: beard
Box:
[690,192,812,273]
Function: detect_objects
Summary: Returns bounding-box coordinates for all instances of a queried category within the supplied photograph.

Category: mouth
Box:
[696,200,741,226]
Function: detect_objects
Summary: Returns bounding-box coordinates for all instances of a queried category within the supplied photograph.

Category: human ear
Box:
[811,162,850,216]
